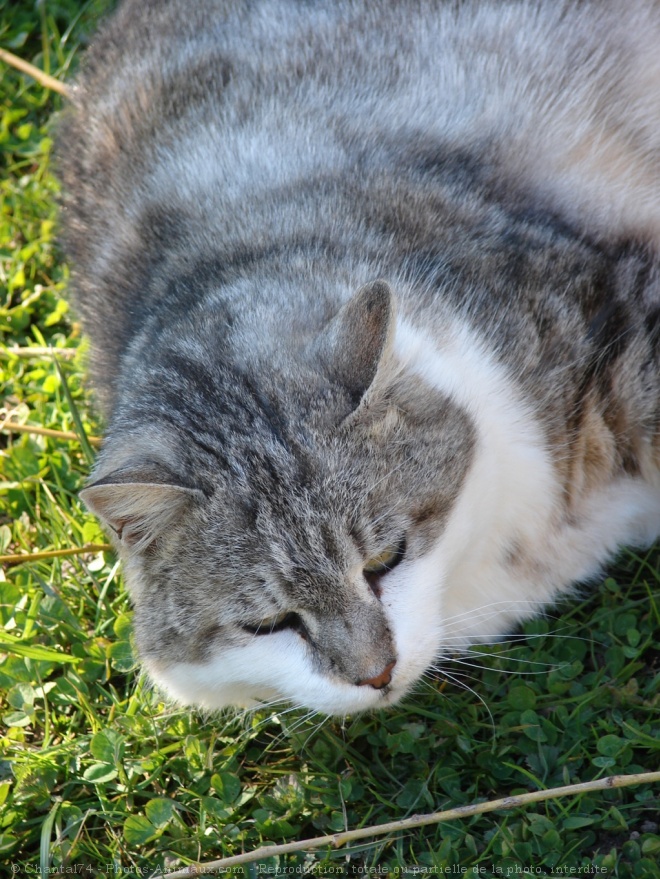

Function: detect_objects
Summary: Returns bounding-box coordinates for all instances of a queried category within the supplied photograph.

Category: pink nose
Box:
[357,660,396,689]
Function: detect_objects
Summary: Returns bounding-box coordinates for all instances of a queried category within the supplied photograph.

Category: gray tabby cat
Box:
[60,0,660,716]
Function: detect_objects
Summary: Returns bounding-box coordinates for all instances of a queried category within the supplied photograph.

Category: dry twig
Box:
[0,47,71,97]
[2,346,78,360]
[0,544,112,566]
[1,421,102,447]
[159,771,660,877]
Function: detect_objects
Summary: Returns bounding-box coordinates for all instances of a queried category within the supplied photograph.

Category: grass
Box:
[1,2,660,875]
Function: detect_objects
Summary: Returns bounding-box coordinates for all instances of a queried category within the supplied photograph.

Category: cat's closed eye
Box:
[241,611,305,637]
[363,537,406,575]
[363,537,406,595]
[239,537,407,637]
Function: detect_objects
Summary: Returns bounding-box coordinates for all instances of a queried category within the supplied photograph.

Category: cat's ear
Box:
[80,469,202,551]
[313,279,395,411]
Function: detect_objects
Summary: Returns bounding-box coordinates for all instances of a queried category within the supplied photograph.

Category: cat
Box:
[60,0,660,717]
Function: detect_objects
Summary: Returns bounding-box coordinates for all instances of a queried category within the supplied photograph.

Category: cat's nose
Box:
[357,659,396,689]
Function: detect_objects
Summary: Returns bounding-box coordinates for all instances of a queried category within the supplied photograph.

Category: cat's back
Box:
[65,0,660,230]
[63,0,660,270]
[60,0,660,405]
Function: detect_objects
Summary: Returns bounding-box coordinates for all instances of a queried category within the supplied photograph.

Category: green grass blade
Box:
[53,355,97,466]
[40,801,60,877]
[0,636,80,664]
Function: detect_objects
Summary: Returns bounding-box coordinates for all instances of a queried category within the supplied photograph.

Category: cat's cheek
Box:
[143,634,389,715]
[143,640,297,710]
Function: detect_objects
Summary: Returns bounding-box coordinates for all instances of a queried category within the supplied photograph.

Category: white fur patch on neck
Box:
[394,316,660,652]
[386,317,558,672]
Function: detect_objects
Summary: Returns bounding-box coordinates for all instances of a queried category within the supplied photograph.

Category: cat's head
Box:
[82,281,475,715]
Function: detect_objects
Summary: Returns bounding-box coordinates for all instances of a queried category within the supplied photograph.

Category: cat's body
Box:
[61,0,660,715]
